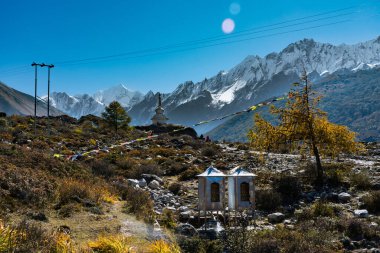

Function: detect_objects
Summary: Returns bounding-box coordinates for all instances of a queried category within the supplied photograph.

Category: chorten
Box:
[151,92,168,125]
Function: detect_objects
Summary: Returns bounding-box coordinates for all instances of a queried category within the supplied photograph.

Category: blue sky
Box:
[0,0,379,96]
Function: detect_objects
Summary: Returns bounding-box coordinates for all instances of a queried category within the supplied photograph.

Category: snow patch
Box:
[212,80,247,104]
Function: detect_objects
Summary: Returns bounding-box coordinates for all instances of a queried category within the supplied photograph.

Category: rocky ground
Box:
[1,115,380,252]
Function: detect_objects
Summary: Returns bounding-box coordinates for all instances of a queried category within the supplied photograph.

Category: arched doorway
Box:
[211,182,220,202]
[240,182,250,201]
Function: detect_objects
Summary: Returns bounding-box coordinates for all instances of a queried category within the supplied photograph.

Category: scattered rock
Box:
[354,209,369,218]
[141,174,163,184]
[149,180,160,189]
[176,223,198,236]
[268,212,285,224]
[58,225,71,235]
[127,179,139,187]
[138,178,147,188]
[338,192,351,202]
[179,211,192,220]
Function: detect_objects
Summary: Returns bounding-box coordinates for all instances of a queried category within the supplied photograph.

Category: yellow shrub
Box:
[87,235,136,253]
[147,240,181,253]
[0,220,15,252]
[54,233,75,253]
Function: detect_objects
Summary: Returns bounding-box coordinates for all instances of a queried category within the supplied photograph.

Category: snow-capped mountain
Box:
[48,92,104,119]
[48,84,143,118]
[128,36,380,132]
[93,84,143,109]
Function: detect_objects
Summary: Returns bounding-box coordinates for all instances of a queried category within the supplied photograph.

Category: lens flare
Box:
[229,3,241,15]
[222,18,235,34]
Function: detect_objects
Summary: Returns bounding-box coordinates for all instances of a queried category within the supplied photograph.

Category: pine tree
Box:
[248,72,363,185]
[101,101,131,135]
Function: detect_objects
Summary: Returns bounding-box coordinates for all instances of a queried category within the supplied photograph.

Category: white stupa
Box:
[151,92,168,125]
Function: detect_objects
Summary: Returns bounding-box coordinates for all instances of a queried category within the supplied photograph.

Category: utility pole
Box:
[31,62,54,136]
[31,62,42,135]
[41,63,54,136]
[41,63,54,118]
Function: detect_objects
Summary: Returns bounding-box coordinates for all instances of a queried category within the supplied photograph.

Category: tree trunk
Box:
[312,143,323,186]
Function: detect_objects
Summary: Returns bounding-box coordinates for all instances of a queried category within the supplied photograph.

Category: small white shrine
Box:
[227,166,256,211]
[151,92,168,125]
[197,166,226,211]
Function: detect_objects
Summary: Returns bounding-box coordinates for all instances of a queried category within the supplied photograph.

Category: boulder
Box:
[149,180,160,189]
[178,206,189,212]
[176,223,198,236]
[338,192,351,202]
[127,179,139,187]
[354,209,369,218]
[268,212,285,224]
[141,174,164,184]
[138,178,147,188]
[179,211,192,220]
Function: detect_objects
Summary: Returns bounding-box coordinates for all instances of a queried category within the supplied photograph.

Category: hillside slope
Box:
[207,68,380,142]
[0,82,63,116]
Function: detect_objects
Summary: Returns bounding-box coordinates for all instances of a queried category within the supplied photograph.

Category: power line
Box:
[55,6,357,66]
[60,19,351,66]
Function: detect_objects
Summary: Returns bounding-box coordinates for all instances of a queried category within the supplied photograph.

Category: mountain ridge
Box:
[127,36,380,131]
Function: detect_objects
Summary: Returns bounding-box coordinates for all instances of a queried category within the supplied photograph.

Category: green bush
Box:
[273,175,302,204]
[178,236,223,253]
[179,167,202,181]
[350,172,371,190]
[362,191,380,214]
[311,201,335,217]
[160,208,176,229]
[0,118,8,128]
[168,182,182,195]
[122,186,155,223]
[201,146,218,157]
[324,162,352,186]
[256,188,282,212]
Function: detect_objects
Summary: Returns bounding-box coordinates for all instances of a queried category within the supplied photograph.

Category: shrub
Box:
[256,188,282,212]
[124,161,162,179]
[89,159,115,178]
[147,239,181,253]
[273,175,302,204]
[201,146,218,157]
[179,167,202,181]
[56,178,113,208]
[168,182,182,195]
[163,160,189,176]
[346,219,365,240]
[343,219,378,241]
[57,203,82,218]
[122,186,154,222]
[178,236,223,253]
[311,201,335,218]
[324,162,352,187]
[0,118,7,128]
[87,235,135,253]
[0,220,74,253]
[362,191,380,214]
[160,209,177,229]
[350,172,371,190]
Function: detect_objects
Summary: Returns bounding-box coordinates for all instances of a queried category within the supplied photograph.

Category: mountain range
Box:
[1,36,379,140]
[207,67,380,142]
[46,84,143,118]
[127,36,380,134]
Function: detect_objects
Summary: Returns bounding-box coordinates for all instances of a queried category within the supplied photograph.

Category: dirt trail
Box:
[46,201,165,246]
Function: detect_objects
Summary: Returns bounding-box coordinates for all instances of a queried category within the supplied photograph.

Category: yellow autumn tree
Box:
[248,71,363,185]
